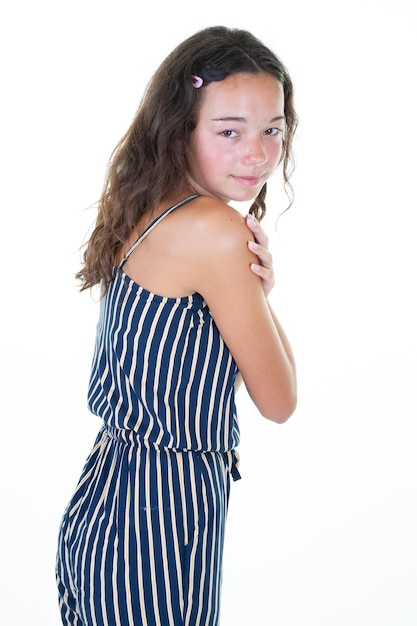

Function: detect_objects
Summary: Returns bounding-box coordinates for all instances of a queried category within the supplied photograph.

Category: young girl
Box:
[56,25,297,626]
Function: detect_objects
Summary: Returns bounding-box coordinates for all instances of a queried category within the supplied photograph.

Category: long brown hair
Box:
[77,26,298,293]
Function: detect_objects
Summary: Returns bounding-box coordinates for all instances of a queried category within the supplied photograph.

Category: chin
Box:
[232,190,260,204]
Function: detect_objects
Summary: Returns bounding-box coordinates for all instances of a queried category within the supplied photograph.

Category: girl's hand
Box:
[245,214,275,297]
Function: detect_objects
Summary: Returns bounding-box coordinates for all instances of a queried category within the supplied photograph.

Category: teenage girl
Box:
[56,25,298,626]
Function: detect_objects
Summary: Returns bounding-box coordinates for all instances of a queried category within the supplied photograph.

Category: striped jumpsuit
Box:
[56,196,241,626]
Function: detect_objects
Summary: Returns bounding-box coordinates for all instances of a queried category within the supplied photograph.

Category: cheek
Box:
[271,141,283,166]
[199,144,231,171]
[189,134,216,167]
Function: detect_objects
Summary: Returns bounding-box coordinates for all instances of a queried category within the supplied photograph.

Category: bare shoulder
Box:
[177,196,259,298]
[179,195,254,256]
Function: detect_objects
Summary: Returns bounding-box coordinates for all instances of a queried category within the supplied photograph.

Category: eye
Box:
[220,130,239,138]
[264,127,283,136]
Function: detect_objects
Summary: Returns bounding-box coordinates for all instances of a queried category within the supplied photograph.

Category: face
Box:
[187,72,285,204]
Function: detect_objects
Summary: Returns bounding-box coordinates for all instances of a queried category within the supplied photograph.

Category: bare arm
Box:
[188,198,296,423]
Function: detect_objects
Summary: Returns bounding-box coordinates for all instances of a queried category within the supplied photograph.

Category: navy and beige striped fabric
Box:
[56,196,241,625]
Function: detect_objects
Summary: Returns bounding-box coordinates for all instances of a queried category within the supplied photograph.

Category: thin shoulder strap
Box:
[118,194,199,269]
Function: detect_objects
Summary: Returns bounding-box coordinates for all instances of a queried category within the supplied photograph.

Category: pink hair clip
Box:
[192,75,203,88]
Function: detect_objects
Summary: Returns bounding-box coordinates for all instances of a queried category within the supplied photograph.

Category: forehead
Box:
[198,72,285,118]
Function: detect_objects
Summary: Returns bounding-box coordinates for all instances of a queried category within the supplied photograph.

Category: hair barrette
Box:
[192,75,203,89]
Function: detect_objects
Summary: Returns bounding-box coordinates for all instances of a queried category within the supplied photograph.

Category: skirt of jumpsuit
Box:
[56,425,240,626]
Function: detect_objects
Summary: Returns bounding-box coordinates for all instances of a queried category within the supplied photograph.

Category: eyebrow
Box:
[211,116,285,123]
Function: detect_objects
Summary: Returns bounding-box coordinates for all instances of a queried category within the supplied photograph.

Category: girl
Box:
[56,25,298,626]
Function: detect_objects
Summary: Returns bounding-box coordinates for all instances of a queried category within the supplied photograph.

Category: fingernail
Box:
[248,241,258,251]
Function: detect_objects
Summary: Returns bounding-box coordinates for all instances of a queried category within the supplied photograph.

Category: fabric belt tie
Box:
[103,425,241,481]
[222,449,241,482]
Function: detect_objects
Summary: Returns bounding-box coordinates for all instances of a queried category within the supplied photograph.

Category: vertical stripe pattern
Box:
[56,196,240,625]
[87,272,239,451]
[57,429,232,625]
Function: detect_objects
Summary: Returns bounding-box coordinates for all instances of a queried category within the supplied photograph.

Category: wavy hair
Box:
[77,26,298,293]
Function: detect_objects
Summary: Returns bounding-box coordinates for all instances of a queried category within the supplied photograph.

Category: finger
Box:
[250,263,275,294]
[245,214,269,248]
[248,240,273,269]
[250,262,273,279]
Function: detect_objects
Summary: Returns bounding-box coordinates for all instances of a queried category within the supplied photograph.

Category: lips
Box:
[233,175,263,186]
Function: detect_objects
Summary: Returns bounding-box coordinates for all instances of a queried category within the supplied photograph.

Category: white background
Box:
[1,1,416,624]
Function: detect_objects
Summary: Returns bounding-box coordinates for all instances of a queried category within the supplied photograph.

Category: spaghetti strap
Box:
[118,194,199,269]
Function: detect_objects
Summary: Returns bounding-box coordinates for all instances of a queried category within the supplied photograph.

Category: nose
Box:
[242,137,268,166]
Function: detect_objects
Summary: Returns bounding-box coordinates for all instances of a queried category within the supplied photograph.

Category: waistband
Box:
[103,425,241,481]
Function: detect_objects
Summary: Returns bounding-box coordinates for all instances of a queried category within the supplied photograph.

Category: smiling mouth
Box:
[233,175,263,186]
